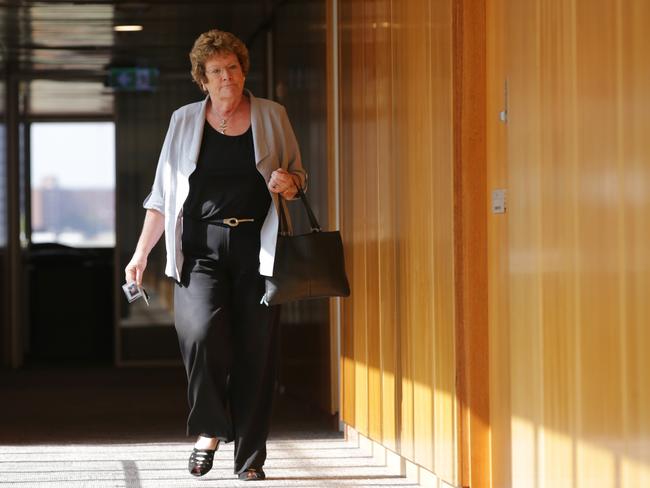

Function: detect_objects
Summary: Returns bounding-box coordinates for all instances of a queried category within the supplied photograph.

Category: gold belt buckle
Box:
[222,218,254,227]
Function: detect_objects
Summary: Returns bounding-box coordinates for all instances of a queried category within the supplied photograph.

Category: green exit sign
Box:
[108,67,159,91]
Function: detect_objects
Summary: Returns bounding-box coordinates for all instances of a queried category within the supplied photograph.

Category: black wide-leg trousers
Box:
[174,217,280,474]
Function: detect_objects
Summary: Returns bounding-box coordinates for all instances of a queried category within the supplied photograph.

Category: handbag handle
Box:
[278,185,321,236]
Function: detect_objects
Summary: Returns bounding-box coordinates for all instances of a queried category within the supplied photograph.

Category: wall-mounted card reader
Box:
[492,189,507,214]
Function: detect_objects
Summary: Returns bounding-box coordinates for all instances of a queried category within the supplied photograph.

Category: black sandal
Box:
[238,468,266,481]
[188,443,219,477]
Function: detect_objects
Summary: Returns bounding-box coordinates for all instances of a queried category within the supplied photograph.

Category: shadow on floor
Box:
[0,365,340,445]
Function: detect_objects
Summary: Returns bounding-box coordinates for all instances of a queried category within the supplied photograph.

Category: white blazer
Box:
[143,90,307,281]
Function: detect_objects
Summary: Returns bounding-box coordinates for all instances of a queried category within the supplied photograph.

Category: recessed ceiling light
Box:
[114,25,143,32]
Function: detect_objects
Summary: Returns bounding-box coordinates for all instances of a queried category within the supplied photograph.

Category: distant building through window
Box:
[30,122,115,247]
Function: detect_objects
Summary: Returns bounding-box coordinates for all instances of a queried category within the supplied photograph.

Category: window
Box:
[30,122,115,247]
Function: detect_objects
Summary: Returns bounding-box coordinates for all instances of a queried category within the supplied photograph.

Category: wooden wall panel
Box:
[375,0,398,453]
[455,0,489,485]
[350,0,370,438]
[395,0,436,470]
[488,0,650,486]
[621,3,650,486]
[506,1,544,485]
[339,0,356,429]
[429,0,456,480]
[486,0,511,483]
[338,0,457,484]
[537,0,579,483]
[362,0,383,444]
[574,1,623,484]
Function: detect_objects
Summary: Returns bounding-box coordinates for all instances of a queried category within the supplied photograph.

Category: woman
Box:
[124,29,306,481]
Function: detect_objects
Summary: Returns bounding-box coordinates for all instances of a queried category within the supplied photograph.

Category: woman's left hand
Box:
[268,168,298,199]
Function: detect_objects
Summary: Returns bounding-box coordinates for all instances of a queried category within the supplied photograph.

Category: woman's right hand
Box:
[125,253,148,287]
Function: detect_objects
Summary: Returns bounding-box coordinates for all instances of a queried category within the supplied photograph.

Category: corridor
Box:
[2,0,650,486]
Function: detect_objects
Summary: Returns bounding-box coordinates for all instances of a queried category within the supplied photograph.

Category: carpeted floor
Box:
[0,438,417,487]
[0,366,413,487]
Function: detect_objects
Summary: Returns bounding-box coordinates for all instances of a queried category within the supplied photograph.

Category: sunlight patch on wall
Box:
[510,415,650,487]
[511,416,538,488]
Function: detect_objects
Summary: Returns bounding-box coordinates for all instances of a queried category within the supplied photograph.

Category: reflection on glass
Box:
[30,122,115,247]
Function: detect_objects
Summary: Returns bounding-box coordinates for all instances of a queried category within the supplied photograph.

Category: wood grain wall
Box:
[338,0,649,486]
[488,0,650,486]
[338,0,458,484]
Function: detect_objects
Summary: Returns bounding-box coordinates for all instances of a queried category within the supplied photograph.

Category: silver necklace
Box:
[217,117,228,134]
[212,110,230,134]
[212,99,241,135]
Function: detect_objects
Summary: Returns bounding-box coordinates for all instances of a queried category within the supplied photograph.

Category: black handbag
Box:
[261,186,350,306]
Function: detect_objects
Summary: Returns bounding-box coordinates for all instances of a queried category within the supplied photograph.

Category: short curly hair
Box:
[189,29,250,91]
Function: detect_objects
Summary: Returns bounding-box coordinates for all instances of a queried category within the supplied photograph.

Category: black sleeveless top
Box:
[183,123,271,223]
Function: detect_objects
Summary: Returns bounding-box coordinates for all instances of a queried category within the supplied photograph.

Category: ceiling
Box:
[0,0,274,114]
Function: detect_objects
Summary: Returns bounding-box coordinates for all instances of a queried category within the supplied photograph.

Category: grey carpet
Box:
[0,438,416,487]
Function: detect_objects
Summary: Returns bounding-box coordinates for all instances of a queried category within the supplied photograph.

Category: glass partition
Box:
[0,79,6,249]
[30,122,115,247]
[0,75,7,363]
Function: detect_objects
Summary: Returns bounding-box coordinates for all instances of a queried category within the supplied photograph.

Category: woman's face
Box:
[202,51,245,100]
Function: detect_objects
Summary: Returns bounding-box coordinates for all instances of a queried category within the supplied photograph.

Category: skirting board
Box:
[344,425,459,488]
